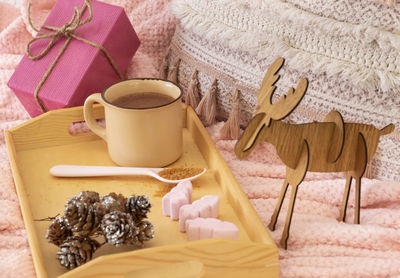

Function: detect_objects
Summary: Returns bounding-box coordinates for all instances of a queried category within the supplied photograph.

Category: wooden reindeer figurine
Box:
[235,57,395,249]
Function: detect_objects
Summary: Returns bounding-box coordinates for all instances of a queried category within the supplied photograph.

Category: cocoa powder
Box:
[158,168,203,180]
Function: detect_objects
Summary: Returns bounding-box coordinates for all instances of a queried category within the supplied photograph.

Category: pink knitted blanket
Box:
[0,0,399,277]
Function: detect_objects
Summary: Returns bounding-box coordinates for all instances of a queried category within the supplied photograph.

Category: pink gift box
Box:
[8,0,140,117]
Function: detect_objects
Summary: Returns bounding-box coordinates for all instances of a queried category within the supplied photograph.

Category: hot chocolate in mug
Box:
[84,79,183,167]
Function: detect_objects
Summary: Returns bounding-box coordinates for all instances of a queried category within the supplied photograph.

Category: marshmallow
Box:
[170,192,189,220]
[186,218,238,241]
[162,181,193,219]
[170,180,192,203]
[179,195,220,232]
[179,204,199,232]
[194,195,219,218]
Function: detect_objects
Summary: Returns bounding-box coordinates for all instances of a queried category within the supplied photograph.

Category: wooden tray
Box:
[5,105,278,278]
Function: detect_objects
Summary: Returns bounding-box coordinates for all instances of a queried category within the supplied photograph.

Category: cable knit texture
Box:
[168,0,400,181]
[0,0,400,277]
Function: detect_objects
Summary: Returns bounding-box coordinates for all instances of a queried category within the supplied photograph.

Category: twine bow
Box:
[26,0,123,112]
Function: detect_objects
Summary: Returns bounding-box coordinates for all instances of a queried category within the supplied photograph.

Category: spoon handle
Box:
[49,165,163,177]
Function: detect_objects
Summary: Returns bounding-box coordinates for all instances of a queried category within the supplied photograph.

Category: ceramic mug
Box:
[84,79,183,167]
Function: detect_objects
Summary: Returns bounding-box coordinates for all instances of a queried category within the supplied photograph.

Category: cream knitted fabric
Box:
[168,0,400,181]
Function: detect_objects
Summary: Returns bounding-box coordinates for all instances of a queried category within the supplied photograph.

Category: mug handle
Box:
[84,93,107,141]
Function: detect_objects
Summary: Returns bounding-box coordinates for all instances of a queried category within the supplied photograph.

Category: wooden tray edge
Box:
[59,238,279,278]
[5,130,47,278]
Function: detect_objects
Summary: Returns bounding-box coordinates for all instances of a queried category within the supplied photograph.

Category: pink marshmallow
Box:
[170,181,191,199]
[197,195,219,218]
[192,200,209,217]
[186,218,239,241]
[179,204,199,232]
[199,218,220,240]
[162,181,193,219]
[175,180,192,203]
[212,221,239,240]
[186,218,203,241]
[170,192,189,220]
[162,193,172,216]
[179,195,220,232]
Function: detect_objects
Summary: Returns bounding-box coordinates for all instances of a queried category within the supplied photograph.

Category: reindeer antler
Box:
[257,58,308,121]
[263,78,308,120]
[237,58,308,154]
[257,57,284,106]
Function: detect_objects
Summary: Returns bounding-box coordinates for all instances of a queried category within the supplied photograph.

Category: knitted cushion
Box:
[165,0,400,181]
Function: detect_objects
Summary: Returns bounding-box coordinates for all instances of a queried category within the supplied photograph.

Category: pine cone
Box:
[64,200,104,235]
[69,191,100,204]
[57,236,100,269]
[46,217,72,246]
[101,211,136,246]
[134,220,154,246]
[126,195,151,222]
[100,192,127,213]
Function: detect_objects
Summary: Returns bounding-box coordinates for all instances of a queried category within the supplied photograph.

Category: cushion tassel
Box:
[196,78,217,126]
[167,57,180,84]
[381,0,396,4]
[220,88,241,140]
[365,162,373,179]
[185,69,200,108]
[159,47,171,79]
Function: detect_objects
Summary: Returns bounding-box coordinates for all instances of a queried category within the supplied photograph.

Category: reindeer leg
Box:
[354,177,362,224]
[268,180,289,231]
[280,183,300,249]
[351,132,368,224]
[279,140,310,249]
[338,174,352,222]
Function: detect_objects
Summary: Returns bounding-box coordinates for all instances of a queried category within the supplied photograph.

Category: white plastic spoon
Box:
[49,165,206,184]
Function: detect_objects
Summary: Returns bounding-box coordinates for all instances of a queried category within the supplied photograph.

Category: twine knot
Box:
[25,0,123,113]
[26,0,93,60]
[58,22,74,37]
